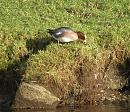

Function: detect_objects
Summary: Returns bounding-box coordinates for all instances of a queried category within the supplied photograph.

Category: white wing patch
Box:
[55,32,62,36]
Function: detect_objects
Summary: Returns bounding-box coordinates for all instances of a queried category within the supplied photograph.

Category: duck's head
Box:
[76,31,87,43]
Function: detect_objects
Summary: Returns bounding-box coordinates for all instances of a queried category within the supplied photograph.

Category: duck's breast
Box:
[59,31,78,42]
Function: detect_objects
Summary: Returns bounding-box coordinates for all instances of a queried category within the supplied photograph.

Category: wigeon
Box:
[47,27,86,43]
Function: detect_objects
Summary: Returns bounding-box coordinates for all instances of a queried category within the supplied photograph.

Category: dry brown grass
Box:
[25,45,130,105]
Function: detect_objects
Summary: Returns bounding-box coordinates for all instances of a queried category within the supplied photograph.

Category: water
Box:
[1,104,130,112]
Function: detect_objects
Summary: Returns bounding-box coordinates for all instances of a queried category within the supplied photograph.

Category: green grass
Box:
[0,0,130,82]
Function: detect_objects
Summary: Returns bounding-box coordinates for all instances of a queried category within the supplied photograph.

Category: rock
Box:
[12,82,61,109]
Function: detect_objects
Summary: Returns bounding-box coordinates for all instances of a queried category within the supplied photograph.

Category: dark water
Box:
[1,103,130,112]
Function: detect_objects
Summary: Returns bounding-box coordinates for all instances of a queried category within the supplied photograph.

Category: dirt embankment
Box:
[0,45,130,109]
[40,46,130,106]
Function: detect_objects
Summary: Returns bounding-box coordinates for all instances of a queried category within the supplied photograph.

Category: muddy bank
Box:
[0,46,130,109]
[35,47,130,106]
[13,46,130,109]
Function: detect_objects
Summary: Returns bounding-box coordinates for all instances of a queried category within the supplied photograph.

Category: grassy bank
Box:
[0,0,130,104]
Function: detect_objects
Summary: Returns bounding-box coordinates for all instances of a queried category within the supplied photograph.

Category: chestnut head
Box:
[76,31,87,43]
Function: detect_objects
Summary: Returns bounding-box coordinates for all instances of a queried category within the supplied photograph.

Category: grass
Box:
[1,0,130,101]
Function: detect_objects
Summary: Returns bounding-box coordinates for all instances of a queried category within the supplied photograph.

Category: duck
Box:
[47,27,86,43]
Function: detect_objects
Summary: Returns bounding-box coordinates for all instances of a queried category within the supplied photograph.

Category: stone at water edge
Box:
[12,82,61,109]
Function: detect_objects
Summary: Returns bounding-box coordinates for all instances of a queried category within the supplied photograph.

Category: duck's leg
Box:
[57,40,63,46]
[58,40,60,45]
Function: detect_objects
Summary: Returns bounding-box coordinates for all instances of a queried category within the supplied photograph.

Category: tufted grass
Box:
[0,0,130,83]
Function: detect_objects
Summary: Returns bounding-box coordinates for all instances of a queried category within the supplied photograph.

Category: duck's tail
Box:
[47,29,54,35]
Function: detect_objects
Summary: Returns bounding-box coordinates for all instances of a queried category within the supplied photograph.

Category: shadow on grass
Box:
[0,54,29,109]
[117,57,130,93]
[26,37,52,54]
[0,34,53,109]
